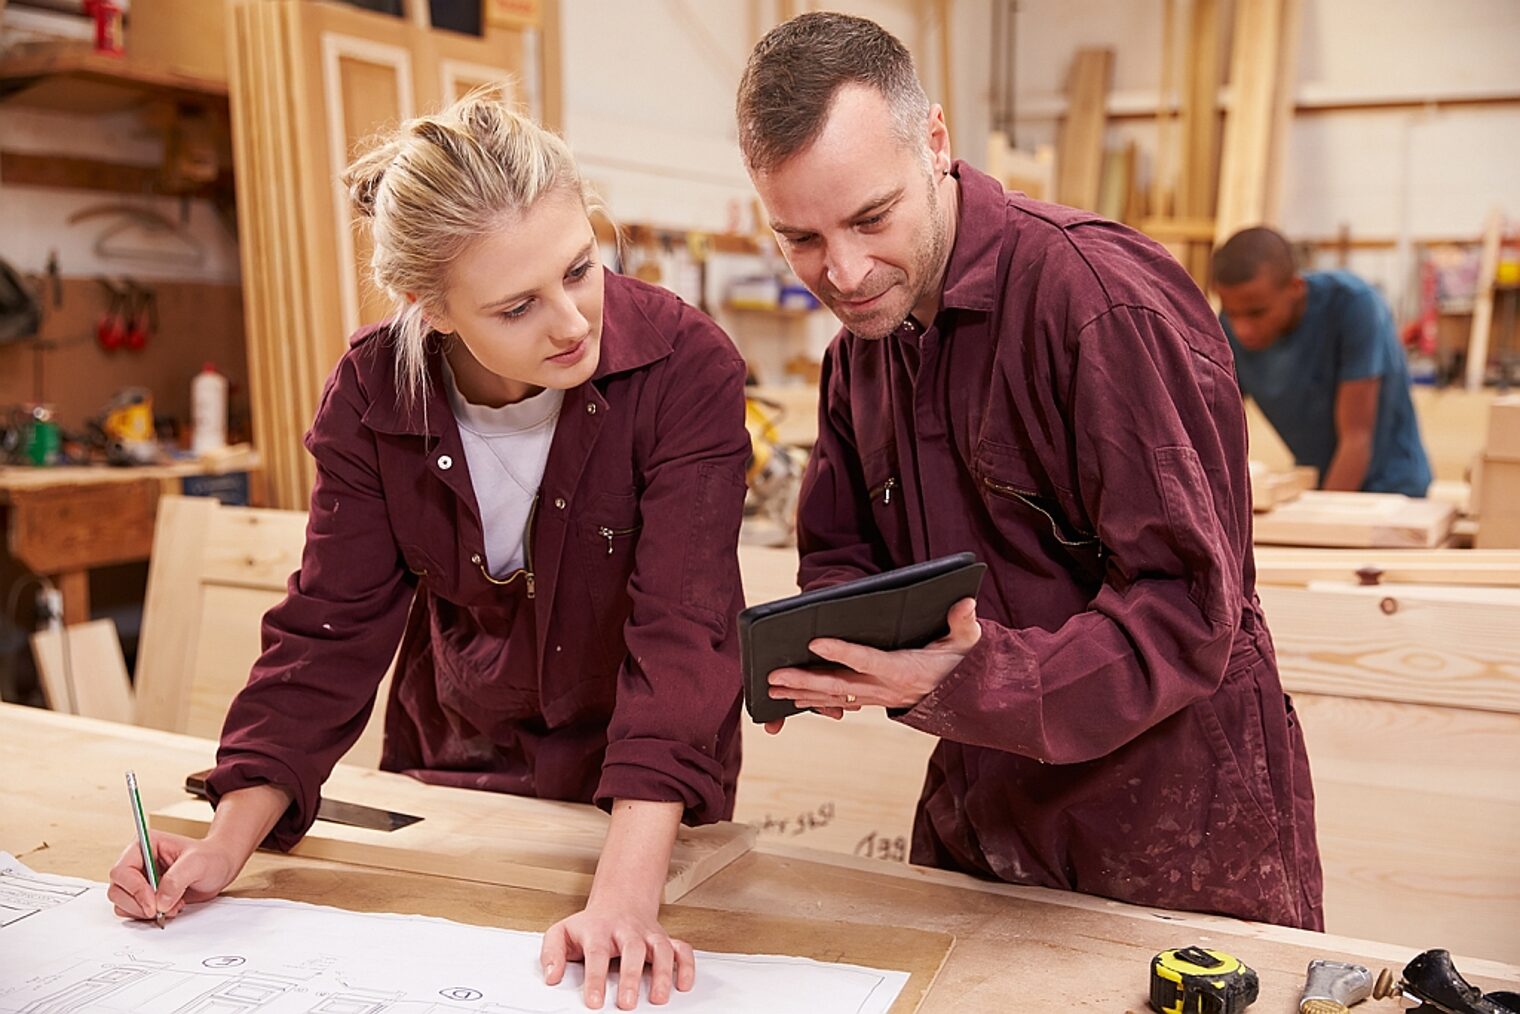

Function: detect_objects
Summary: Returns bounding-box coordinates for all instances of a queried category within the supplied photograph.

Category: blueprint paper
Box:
[0,855,907,1013]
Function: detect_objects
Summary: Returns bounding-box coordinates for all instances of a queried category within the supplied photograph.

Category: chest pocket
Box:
[861,441,910,565]
[573,489,641,672]
[974,439,1105,579]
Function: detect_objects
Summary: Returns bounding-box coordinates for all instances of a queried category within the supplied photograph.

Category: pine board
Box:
[1254,547,1520,587]
[1253,490,1456,548]
[153,764,755,905]
[1260,583,1520,712]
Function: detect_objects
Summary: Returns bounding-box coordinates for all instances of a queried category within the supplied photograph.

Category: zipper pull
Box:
[525,571,536,599]
[882,477,897,506]
[598,526,615,555]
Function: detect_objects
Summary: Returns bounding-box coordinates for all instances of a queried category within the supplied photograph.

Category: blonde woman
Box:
[108,88,750,1010]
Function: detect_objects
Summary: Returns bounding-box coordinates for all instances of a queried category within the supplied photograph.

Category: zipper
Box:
[597,524,640,556]
[982,476,1100,550]
[869,476,898,506]
[474,495,538,598]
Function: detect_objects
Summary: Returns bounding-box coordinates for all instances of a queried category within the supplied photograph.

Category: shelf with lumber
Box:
[592,217,765,256]
[0,44,227,114]
[722,302,821,320]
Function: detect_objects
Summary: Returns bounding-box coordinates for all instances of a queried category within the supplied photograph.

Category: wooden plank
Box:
[1476,455,1520,548]
[1150,0,1178,220]
[1252,490,1455,548]
[153,765,756,905]
[1054,47,1111,211]
[135,495,217,732]
[1296,692,1520,956]
[1214,0,1298,246]
[1254,546,1520,587]
[0,150,234,200]
[1178,0,1221,283]
[30,618,134,724]
[1249,460,1315,512]
[200,505,309,589]
[1467,208,1504,391]
[1260,583,1520,713]
[1261,0,1302,225]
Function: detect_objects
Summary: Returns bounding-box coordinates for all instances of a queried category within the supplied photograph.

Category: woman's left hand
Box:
[541,894,695,1009]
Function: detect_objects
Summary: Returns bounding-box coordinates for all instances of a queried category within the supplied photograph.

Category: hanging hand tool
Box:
[1373,949,1520,1014]
[1298,960,1373,1013]
[1149,946,1259,1014]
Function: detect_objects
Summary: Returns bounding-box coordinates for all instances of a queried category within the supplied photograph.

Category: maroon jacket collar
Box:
[938,160,1010,316]
[358,270,673,437]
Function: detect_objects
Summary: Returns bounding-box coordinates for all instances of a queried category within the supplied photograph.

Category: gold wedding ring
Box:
[845,693,857,704]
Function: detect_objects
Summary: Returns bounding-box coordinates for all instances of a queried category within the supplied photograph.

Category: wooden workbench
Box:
[5,704,1515,1011]
[0,447,260,624]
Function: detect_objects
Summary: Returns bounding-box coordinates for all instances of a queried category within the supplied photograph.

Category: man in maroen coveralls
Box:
[739,11,1324,929]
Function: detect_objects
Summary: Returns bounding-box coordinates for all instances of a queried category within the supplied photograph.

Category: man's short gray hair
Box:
[737,11,932,175]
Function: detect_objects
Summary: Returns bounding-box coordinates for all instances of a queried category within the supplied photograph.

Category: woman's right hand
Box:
[107,830,245,922]
[106,782,291,922]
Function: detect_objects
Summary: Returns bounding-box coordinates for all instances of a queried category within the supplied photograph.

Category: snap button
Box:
[586,403,598,415]
[437,454,453,470]
[554,497,567,509]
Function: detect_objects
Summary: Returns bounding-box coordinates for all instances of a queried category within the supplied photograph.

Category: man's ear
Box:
[927,103,952,175]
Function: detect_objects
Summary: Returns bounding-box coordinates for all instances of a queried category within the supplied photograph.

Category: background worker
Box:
[1213,226,1432,496]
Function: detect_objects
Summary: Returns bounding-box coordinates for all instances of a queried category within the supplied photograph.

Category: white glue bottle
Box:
[191,362,228,456]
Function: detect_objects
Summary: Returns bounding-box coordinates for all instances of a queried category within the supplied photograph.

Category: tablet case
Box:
[739,552,987,724]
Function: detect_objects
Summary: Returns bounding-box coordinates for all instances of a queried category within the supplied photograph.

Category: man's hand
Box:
[765,598,980,733]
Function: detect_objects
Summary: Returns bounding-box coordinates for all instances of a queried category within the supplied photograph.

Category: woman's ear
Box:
[410,293,455,336]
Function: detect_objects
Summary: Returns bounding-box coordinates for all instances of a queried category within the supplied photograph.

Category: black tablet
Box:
[739,552,987,724]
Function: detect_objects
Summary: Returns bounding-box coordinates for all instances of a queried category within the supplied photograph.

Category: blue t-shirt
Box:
[1222,271,1431,497]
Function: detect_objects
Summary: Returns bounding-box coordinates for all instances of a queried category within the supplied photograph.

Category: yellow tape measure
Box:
[1149,946,1260,1014]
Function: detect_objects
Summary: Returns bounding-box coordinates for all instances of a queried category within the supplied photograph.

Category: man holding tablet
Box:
[737,12,1323,929]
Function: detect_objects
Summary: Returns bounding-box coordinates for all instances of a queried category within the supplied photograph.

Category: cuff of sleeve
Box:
[203,753,312,852]
[596,737,728,826]
[894,619,1046,755]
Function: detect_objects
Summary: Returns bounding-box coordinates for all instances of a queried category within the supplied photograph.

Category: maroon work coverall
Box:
[797,162,1325,929]
[207,273,751,849]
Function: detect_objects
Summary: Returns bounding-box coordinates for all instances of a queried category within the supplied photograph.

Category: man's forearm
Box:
[1321,436,1372,491]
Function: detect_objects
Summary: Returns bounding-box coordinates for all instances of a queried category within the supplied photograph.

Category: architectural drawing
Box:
[0,856,906,1014]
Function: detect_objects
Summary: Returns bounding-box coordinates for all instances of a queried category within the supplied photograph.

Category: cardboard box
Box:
[1474,453,1520,548]
[1488,394,1520,461]
[129,0,229,85]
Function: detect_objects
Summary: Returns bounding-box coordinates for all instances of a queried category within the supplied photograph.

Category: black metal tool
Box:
[1373,950,1520,1014]
[184,769,423,833]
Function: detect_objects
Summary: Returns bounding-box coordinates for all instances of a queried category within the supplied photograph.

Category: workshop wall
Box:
[0,276,248,441]
[561,0,994,234]
[0,102,240,283]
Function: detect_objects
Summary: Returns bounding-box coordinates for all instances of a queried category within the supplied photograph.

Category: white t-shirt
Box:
[442,360,563,578]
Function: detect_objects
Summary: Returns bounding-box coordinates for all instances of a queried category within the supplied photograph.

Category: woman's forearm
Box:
[588,798,683,916]
[204,783,294,866]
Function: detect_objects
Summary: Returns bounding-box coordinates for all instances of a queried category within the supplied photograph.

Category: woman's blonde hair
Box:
[342,84,602,406]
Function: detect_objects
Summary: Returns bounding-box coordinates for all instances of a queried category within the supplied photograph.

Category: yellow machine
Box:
[743,395,801,545]
[99,387,158,465]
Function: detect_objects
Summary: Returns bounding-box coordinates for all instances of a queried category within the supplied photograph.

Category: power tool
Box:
[1298,959,1373,1013]
[1150,946,1259,1014]
[1373,949,1520,1014]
